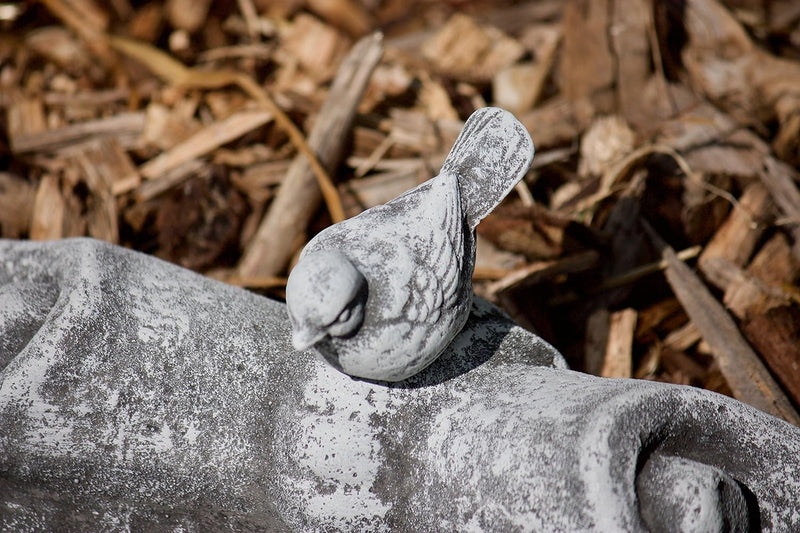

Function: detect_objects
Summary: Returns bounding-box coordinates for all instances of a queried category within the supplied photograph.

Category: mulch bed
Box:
[2,0,800,424]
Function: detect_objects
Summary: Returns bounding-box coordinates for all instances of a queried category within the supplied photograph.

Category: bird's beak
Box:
[292,326,326,351]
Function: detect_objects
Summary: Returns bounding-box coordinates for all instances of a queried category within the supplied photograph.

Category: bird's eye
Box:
[337,307,351,323]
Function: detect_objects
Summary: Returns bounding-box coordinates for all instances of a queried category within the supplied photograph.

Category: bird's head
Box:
[286,251,367,351]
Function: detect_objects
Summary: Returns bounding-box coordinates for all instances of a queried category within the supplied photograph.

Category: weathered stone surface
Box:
[287,107,535,381]
[1,238,799,531]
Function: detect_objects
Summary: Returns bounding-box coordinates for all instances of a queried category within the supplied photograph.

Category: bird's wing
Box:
[301,173,468,325]
[440,107,534,230]
[394,173,467,325]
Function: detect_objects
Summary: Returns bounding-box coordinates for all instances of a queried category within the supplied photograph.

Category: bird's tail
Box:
[440,107,534,229]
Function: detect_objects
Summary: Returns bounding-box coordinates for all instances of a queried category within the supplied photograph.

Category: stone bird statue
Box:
[286,107,534,381]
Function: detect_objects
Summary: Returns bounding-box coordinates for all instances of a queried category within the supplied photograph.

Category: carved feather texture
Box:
[288,107,532,381]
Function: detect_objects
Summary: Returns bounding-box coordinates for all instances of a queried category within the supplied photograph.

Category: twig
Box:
[514,180,535,207]
[107,35,346,223]
[486,250,599,297]
[578,144,748,225]
[238,32,384,277]
[642,219,800,425]
[39,0,117,71]
[236,0,260,40]
[549,245,702,306]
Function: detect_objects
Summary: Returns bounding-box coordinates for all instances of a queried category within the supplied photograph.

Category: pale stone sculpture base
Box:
[1,238,798,531]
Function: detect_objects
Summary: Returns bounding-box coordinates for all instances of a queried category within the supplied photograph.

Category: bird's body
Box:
[286,107,534,381]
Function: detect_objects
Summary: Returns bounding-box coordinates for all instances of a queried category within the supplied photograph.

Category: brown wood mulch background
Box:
[2,0,800,424]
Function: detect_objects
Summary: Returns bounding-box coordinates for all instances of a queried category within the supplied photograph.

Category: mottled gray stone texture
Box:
[1,238,799,531]
[286,107,534,381]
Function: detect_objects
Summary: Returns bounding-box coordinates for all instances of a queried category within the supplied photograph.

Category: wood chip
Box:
[136,158,205,202]
[519,96,595,150]
[602,308,637,378]
[659,242,800,425]
[25,26,92,72]
[10,112,146,154]
[585,308,610,376]
[578,116,636,177]
[238,32,383,278]
[759,156,800,260]
[71,147,119,243]
[142,101,202,152]
[698,182,775,278]
[282,13,352,82]
[741,306,800,409]
[611,0,655,128]
[306,0,374,37]
[139,109,272,180]
[585,307,637,378]
[662,322,702,352]
[30,175,65,241]
[0,173,36,238]
[6,97,47,144]
[486,250,599,296]
[722,261,789,319]
[422,14,524,82]
[492,23,560,114]
[165,0,212,32]
[747,232,800,286]
[560,0,614,107]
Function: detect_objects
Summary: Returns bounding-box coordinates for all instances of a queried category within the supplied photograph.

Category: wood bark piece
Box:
[142,102,202,152]
[165,0,212,32]
[742,306,800,409]
[6,97,47,146]
[585,308,610,376]
[684,129,770,179]
[421,14,524,82]
[611,0,655,128]
[108,35,344,224]
[660,245,800,425]
[492,24,560,114]
[70,140,134,243]
[0,173,36,238]
[42,88,130,107]
[135,159,205,202]
[486,250,599,296]
[578,115,635,178]
[704,256,800,409]
[759,156,800,261]
[82,137,140,195]
[747,232,800,286]
[30,176,66,241]
[722,264,788,320]
[519,96,595,150]
[282,13,352,82]
[307,0,374,37]
[635,298,683,337]
[601,308,637,378]
[654,103,737,152]
[560,0,614,107]
[139,109,272,180]
[39,0,116,71]
[10,112,146,154]
[663,322,701,352]
[238,33,383,278]
[698,181,775,279]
